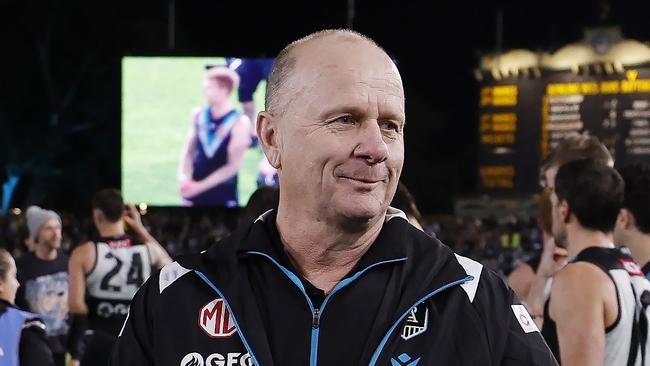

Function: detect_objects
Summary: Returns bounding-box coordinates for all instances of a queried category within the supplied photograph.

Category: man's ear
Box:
[257,111,281,169]
[92,209,103,225]
[619,208,635,230]
[560,200,571,224]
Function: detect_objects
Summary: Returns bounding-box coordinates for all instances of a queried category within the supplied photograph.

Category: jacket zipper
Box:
[248,251,407,366]
[313,308,320,328]
[311,308,321,366]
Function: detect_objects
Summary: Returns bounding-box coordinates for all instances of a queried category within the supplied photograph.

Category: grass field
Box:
[122,57,267,207]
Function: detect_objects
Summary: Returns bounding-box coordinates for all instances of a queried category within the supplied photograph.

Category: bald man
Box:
[111,29,557,366]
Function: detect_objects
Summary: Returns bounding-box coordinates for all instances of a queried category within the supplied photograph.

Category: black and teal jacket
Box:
[112,209,557,366]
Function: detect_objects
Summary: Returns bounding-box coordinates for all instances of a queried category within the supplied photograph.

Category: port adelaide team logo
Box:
[401,303,429,340]
[199,298,238,338]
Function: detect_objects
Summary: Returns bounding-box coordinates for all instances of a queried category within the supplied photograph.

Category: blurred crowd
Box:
[0,203,543,279]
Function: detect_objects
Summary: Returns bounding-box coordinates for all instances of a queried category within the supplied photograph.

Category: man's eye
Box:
[380,120,399,131]
[335,115,354,124]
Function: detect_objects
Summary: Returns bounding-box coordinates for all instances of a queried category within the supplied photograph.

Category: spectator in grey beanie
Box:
[26,206,61,243]
[16,206,69,366]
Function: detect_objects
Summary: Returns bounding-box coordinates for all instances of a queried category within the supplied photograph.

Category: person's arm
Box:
[178,109,199,186]
[525,239,567,328]
[147,243,172,269]
[123,204,172,269]
[19,318,55,366]
[525,272,551,329]
[124,203,159,245]
[68,243,93,316]
[67,242,95,363]
[548,262,609,366]
[508,262,535,300]
[181,116,252,198]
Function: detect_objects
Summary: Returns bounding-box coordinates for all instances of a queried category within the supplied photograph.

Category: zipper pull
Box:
[312,308,320,329]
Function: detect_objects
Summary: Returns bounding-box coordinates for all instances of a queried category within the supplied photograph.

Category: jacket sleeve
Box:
[474,268,558,366]
[500,289,558,365]
[110,272,160,366]
[19,317,55,366]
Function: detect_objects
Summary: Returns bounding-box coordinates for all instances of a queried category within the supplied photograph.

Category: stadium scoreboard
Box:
[478,68,650,192]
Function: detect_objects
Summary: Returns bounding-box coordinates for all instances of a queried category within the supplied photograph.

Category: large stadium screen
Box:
[122,56,276,207]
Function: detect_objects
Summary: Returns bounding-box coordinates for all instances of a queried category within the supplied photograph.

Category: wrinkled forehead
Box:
[316,67,402,100]
[290,41,404,115]
[295,38,401,84]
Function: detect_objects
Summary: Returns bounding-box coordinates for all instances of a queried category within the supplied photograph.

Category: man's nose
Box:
[353,121,389,164]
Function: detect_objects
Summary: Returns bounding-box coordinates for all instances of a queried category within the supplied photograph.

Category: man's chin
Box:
[334,203,386,228]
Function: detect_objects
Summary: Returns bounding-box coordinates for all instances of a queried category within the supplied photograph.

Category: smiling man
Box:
[112,29,557,366]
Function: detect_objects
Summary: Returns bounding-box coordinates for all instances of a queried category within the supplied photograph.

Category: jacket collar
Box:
[186,207,469,289]
[227,208,412,269]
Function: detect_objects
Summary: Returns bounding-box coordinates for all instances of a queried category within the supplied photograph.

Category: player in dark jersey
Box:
[542,159,650,365]
[615,162,650,279]
[178,66,252,207]
[68,189,171,366]
[508,134,612,326]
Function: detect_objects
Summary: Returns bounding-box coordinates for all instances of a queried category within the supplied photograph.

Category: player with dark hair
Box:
[542,159,650,365]
[509,133,612,325]
[67,189,171,365]
[615,162,650,278]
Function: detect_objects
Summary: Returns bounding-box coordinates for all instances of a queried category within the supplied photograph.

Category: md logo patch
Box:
[198,298,237,338]
[401,303,429,340]
[391,353,421,366]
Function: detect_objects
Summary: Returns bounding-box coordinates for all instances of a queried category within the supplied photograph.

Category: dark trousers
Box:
[53,352,66,366]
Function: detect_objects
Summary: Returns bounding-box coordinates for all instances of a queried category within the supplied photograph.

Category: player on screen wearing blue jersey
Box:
[178,66,252,207]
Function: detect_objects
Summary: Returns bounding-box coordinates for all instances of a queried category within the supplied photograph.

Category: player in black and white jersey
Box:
[68,189,171,366]
[542,159,650,365]
[615,162,650,279]
[508,134,612,327]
